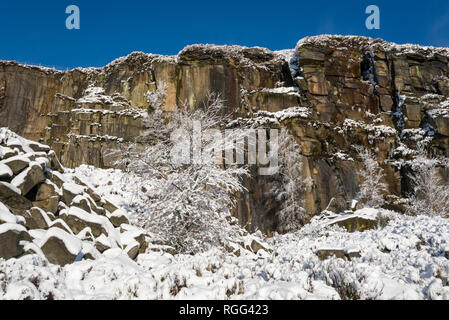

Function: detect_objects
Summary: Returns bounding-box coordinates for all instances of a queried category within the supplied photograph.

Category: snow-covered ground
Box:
[1,165,448,300]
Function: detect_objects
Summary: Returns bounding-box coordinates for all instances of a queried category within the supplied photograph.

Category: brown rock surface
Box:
[1,35,449,233]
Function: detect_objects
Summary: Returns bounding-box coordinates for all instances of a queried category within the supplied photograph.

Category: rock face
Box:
[1,35,449,233]
[0,129,148,264]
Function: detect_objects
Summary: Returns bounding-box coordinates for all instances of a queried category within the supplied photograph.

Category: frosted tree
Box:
[271,128,307,233]
[407,149,449,217]
[356,148,388,208]
[145,81,167,111]
[113,92,248,254]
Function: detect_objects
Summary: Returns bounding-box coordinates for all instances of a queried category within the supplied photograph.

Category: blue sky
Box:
[1,0,448,69]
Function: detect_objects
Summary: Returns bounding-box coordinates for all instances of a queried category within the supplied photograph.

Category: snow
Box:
[0,210,21,224]
[296,35,449,58]
[1,206,449,300]
[228,106,311,128]
[76,86,131,109]
[2,164,448,300]
[0,223,27,234]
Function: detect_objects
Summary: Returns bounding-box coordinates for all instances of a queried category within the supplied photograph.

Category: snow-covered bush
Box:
[113,93,248,254]
[356,148,388,208]
[407,150,449,217]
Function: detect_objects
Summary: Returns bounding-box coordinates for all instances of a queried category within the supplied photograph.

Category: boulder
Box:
[103,199,119,213]
[39,227,82,266]
[316,248,361,261]
[316,249,346,261]
[60,207,109,237]
[48,219,73,234]
[0,146,17,160]
[108,209,129,227]
[27,207,51,230]
[330,215,377,233]
[0,181,32,213]
[36,181,59,201]
[11,163,45,196]
[71,195,92,213]
[0,223,32,259]
[28,141,50,153]
[125,241,140,260]
[86,196,105,215]
[346,249,362,260]
[47,151,64,173]
[95,234,112,253]
[350,200,364,211]
[0,163,13,180]
[47,170,65,189]
[33,196,59,214]
[62,183,85,206]
[120,225,146,248]
[325,197,348,214]
[250,239,271,254]
[77,227,94,242]
[1,155,30,175]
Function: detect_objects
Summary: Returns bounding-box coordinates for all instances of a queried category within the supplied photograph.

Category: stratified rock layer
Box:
[1,35,449,233]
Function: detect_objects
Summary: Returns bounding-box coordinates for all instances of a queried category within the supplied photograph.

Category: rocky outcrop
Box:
[0,128,149,265]
[1,35,449,233]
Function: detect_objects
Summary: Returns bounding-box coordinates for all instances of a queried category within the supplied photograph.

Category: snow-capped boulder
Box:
[62,182,85,205]
[327,208,379,233]
[47,170,64,189]
[125,241,140,260]
[60,207,109,238]
[250,239,271,254]
[0,163,13,180]
[48,219,73,235]
[108,209,130,228]
[11,162,45,196]
[316,248,346,261]
[316,248,361,261]
[27,207,52,230]
[35,180,60,202]
[0,181,32,213]
[0,146,17,160]
[0,154,30,175]
[0,207,25,225]
[95,234,112,253]
[39,227,82,266]
[0,223,32,260]
[70,195,92,213]
[0,128,148,266]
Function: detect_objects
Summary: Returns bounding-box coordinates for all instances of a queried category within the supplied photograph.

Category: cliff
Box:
[1,35,449,233]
